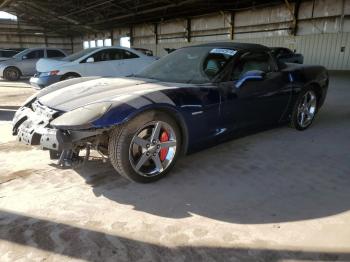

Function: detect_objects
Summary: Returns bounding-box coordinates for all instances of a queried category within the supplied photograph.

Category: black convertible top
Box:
[191,42,269,52]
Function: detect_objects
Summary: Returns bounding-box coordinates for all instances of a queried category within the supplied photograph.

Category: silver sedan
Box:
[0,48,67,81]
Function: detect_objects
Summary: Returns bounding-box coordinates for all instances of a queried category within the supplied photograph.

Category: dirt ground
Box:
[0,73,349,262]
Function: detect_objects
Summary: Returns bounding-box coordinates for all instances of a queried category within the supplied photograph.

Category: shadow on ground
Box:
[71,116,348,225]
[0,210,349,261]
[74,138,349,225]
[70,71,350,224]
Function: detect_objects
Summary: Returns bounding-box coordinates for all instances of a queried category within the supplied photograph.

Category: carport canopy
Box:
[0,0,286,36]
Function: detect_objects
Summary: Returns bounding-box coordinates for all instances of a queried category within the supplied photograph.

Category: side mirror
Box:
[86,57,94,63]
[22,55,28,60]
[235,70,265,88]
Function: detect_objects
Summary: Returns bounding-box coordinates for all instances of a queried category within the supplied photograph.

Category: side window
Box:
[105,49,124,61]
[83,50,107,62]
[47,49,65,58]
[203,53,232,78]
[121,50,139,59]
[278,48,292,57]
[275,49,283,57]
[82,49,139,63]
[88,50,119,62]
[283,48,293,55]
[96,49,139,61]
[26,50,44,59]
[232,52,273,80]
[91,50,104,62]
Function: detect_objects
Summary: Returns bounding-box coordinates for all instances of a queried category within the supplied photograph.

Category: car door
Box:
[20,49,45,76]
[221,51,291,130]
[100,48,130,76]
[106,49,144,76]
[80,49,115,76]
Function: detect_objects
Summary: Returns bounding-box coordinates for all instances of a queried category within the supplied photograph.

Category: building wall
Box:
[0,20,73,54]
[233,33,350,70]
[76,0,350,70]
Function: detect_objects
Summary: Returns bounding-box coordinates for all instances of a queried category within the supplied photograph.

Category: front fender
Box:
[92,103,189,154]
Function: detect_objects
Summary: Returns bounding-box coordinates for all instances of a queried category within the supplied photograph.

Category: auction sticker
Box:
[210,48,237,56]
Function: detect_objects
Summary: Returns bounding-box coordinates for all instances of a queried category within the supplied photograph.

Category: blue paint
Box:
[235,70,265,88]
[84,63,327,154]
[288,72,294,82]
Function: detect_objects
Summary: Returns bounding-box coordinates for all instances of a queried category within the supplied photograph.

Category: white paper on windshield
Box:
[210,48,237,56]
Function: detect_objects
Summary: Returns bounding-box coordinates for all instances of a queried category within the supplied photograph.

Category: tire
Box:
[4,67,21,81]
[61,73,80,81]
[108,111,181,183]
[49,150,61,160]
[290,87,318,131]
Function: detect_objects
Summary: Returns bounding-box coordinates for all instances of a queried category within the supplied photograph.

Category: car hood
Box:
[0,58,17,67]
[36,58,68,72]
[38,77,179,112]
[0,57,11,62]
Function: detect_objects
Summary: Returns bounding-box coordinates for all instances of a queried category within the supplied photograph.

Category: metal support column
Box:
[129,26,133,47]
[230,12,235,40]
[186,18,191,42]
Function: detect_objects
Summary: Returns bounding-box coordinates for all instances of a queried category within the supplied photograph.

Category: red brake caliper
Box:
[159,130,169,161]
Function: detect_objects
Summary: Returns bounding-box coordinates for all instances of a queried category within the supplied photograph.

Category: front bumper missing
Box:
[13,101,104,153]
[13,103,62,151]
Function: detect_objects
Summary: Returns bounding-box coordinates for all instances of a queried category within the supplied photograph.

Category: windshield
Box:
[13,49,29,59]
[136,46,237,84]
[62,48,99,62]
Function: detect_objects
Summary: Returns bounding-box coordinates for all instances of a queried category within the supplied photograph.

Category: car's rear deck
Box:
[0,72,349,261]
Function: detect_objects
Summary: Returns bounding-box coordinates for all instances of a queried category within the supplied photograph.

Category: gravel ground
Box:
[0,73,349,262]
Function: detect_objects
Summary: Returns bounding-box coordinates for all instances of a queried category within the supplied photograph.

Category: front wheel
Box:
[4,67,21,81]
[291,88,318,130]
[108,111,181,183]
[61,73,80,81]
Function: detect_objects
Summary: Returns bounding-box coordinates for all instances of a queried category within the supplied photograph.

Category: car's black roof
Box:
[191,42,270,52]
[270,47,291,50]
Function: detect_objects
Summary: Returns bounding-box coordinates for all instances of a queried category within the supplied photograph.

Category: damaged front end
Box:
[12,99,111,167]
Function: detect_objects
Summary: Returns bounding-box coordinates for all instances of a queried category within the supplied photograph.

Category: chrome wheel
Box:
[297,90,317,128]
[129,121,177,177]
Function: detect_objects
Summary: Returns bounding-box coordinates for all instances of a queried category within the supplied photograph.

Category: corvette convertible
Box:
[12,42,329,183]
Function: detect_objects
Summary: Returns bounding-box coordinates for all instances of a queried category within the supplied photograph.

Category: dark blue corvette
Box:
[12,42,329,182]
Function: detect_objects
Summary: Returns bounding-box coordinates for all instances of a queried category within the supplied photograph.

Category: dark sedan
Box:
[12,42,328,183]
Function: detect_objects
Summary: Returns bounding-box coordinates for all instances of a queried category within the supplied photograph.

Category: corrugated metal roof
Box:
[1,0,285,36]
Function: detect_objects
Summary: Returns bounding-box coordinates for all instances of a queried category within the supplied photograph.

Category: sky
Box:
[0,11,17,20]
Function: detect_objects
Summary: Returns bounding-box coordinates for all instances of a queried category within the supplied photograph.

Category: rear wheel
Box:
[108,111,181,183]
[291,88,318,130]
[4,67,21,81]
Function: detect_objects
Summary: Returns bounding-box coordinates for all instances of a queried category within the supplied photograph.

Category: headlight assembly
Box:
[50,102,112,130]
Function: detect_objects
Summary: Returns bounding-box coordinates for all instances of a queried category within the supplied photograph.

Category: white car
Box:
[30,46,157,89]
